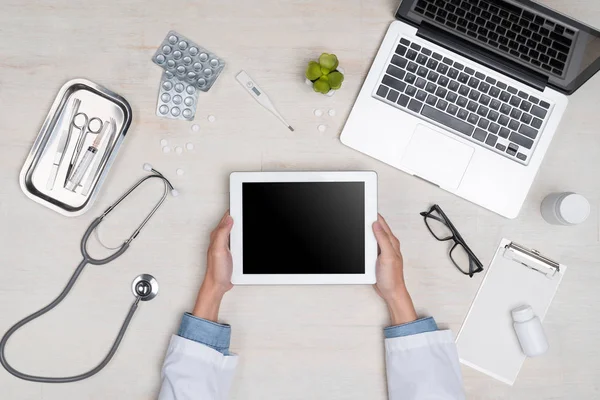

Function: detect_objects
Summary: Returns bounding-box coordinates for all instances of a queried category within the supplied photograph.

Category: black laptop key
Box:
[500,91,511,102]
[416,90,428,101]
[468,90,481,101]
[457,73,469,84]
[391,55,408,69]
[443,57,453,65]
[531,104,548,118]
[497,82,507,90]
[557,52,568,62]
[446,91,458,103]
[408,99,424,113]
[479,82,491,93]
[489,87,500,98]
[398,94,410,107]
[480,95,491,106]
[383,75,406,92]
[405,85,417,97]
[453,62,464,70]
[475,71,485,80]
[500,103,511,115]
[405,73,416,84]
[509,96,521,107]
[432,52,443,60]
[428,71,440,82]
[520,113,533,124]
[387,89,399,102]
[422,48,433,56]
[508,119,520,130]
[436,87,448,98]
[516,152,527,161]
[416,54,428,65]
[490,99,501,110]
[448,68,459,79]
[376,85,389,98]
[406,49,418,60]
[507,144,518,156]
[477,105,489,117]
[425,82,437,93]
[499,127,510,138]
[552,41,569,54]
[550,31,572,46]
[400,38,411,46]
[438,76,450,87]
[467,100,478,112]
[458,85,470,96]
[468,77,480,88]
[489,122,500,134]
[447,104,459,115]
[437,63,449,75]
[410,43,421,51]
[417,66,428,77]
[436,99,449,111]
[518,124,538,139]
[448,80,460,91]
[488,110,499,121]
[498,115,510,126]
[464,67,475,75]
[510,108,522,119]
[485,134,498,146]
[387,65,406,80]
[457,96,468,107]
[478,118,490,129]
[507,86,518,94]
[407,62,418,72]
[467,113,479,125]
[539,101,550,109]
[531,117,543,129]
[549,58,565,70]
[427,58,438,69]
[457,109,469,120]
[510,132,533,149]
[426,94,438,106]
[421,105,475,136]
[496,143,507,152]
[396,45,408,56]
[473,128,487,142]
[415,78,427,89]
[520,101,532,112]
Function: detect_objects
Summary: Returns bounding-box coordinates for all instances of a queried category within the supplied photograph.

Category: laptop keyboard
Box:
[374,37,553,164]
[412,0,576,77]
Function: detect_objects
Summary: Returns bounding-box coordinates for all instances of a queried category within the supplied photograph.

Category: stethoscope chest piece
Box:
[132,274,159,301]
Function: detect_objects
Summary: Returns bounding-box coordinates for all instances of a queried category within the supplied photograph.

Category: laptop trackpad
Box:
[400,125,474,190]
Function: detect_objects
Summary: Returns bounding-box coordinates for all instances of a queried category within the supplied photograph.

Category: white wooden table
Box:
[1,1,599,399]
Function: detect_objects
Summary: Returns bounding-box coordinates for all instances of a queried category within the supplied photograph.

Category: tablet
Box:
[230,171,378,284]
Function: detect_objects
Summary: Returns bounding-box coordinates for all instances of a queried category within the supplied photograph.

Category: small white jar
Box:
[512,305,549,357]
[540,192,590,225]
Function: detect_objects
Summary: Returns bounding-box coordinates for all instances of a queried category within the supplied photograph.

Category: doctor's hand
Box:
[193,211,234,322]
[372,214,418,326]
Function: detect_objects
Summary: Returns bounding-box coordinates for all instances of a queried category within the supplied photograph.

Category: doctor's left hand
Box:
[193,211,234,322]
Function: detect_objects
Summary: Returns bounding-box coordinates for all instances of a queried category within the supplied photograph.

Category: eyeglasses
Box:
[420,204,484,278]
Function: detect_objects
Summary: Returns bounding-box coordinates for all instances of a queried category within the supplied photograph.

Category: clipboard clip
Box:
[503,242,560,278]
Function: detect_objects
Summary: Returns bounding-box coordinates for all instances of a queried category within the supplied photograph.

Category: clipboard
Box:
[456,238,566,385]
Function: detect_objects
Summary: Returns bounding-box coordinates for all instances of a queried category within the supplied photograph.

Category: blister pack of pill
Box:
[156,71,199,120]
[152,31,225,92]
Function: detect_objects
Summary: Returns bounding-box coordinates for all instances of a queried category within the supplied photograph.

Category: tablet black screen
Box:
[242,182,365,274]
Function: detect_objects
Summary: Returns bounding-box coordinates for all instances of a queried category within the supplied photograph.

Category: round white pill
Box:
[176,168,184,176]
[191,124,200,132]
[197,78,207,87]
[193,62,202,70]
[173,95,183,105]
[208,115,216,122]
[199,53,209,62]
[160,139,168,146]
[155,54,166,64]
[162,146,171,153]
[171,107,181,117]
[184,96,194,106]
[162,45,172,55]
[158,105,169,115]
[174,83,184,93]
[189,47,199,56]
[165,71,174,79]
[328,109,336,116]
[186,142,194,150]
[318,124,327,132]
[143,163,153,171]
[186,85,196,95]
[172,50,182,60]
[314,109,323,117]
[168,35,178,45]
[210,59,219,68]
[162,81,173,91]
[183,56,192,66]
[160,93,171,102]
[178,41,188,50]
[166,60,176,69]
[182,108,193,119]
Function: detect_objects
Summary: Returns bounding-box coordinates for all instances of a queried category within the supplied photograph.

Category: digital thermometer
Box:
[236,70,294,131]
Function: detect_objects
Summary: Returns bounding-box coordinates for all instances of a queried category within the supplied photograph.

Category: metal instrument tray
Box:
[19,79,132,216]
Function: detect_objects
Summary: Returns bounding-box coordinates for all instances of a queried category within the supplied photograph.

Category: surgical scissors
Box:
[66,112,104,183]
[0,167,177,383]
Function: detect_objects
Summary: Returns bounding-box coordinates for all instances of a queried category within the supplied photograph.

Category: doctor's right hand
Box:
[372,214,418,326]
[193,211,234,322]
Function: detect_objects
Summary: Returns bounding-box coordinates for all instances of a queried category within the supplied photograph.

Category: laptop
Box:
[341,0,600,218]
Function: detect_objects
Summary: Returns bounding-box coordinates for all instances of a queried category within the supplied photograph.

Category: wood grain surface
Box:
[0,1,599,399]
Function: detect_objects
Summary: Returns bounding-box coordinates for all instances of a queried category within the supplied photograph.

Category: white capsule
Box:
[208,115,216,122]
[191,124,200,132]
[318,124,327,132]
[314,109,323,117]
[186,142,194,150]
[162,146,171,153]
[176,168,184,176]
[328,109,336,116]
[160,139,168,146]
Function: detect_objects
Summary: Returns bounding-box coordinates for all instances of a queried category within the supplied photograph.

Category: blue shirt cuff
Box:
[384,317,438,338]
[177,313,232,355]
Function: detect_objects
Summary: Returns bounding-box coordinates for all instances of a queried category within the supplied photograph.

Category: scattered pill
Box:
[318,124,327,132]
[314,109,323,117]
[191,124,200,132]
[162,146,171,153]
[160,139,168,146]
[175,146,183,154]
[208,115,216,122]
[328,109,336,117]
[176,168,184,176]
[186,143,194,151]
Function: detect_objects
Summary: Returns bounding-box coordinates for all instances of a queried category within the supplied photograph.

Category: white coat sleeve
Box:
[158,335,238,400]
[385,330,465,400]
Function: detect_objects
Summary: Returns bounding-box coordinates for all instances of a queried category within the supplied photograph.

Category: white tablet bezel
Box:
[230,171,378,285]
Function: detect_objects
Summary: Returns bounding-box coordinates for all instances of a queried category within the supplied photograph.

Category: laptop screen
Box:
[397,0,600,93]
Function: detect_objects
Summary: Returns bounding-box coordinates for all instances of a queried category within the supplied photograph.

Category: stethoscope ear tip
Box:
[143,163,153,172]
[170,189,179,197]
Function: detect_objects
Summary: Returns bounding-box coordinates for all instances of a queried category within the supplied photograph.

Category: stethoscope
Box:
[0,165,177,383]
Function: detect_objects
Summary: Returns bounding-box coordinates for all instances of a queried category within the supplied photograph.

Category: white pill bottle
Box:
[512,305,549,357]
[540,192,590,226]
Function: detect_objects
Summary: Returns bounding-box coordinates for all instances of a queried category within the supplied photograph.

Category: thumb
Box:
[373,221,395,255]
[212,215,234,249]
